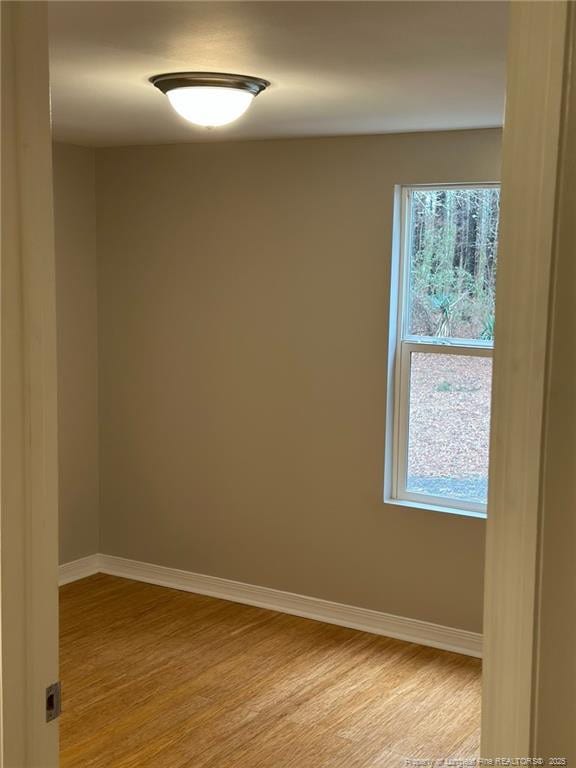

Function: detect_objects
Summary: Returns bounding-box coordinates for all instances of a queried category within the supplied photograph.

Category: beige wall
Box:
[96,129,500,632]
[53,143,100,563]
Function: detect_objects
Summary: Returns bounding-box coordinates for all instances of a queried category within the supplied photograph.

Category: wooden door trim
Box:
[482,0,570,755]
[1,3,59,765]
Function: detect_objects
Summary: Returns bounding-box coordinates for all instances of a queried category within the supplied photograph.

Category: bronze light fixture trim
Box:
[150,72,270,127]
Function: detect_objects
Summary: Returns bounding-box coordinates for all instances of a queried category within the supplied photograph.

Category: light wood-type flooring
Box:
[60,574,481,768]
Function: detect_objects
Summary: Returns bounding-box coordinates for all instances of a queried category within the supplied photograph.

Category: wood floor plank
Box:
[60,574,481,767]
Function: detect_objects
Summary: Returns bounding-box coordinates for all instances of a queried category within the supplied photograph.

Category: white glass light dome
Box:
[151,72,270,129]
[166,86,254,127]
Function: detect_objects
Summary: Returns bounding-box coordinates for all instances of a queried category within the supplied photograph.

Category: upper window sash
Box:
[398,183,500,348]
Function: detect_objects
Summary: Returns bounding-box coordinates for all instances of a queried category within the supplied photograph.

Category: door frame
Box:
[482,0,574,757]
[1,2,59,766]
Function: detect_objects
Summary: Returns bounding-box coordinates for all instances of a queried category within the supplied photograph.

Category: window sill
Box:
[383,496,487,520]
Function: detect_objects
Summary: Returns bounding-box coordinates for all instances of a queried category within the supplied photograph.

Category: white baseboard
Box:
[59,554,101,585]
[59,553,482,657]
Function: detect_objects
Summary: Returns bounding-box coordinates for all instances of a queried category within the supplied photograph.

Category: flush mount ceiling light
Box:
[150,72,270,128]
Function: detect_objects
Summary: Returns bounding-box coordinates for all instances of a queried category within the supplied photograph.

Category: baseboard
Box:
[91,554,482,658]
[59,553,481,657]
[59,554,101,585]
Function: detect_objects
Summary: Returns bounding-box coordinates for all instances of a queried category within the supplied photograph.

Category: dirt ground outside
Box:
[406,352,492,504]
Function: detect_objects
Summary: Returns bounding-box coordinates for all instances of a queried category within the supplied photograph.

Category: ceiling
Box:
[48,1,509,147]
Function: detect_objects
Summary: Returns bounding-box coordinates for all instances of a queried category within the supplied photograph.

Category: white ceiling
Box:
[48,1,509,147]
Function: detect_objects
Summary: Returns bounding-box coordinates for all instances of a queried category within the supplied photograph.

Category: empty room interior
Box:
[51,2,508,765]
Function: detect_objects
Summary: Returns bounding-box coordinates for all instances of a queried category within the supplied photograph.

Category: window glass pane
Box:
[406,353,492,505]
[407,187,500,341]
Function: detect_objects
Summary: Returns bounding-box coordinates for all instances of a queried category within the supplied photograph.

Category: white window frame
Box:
[386,183,500,518]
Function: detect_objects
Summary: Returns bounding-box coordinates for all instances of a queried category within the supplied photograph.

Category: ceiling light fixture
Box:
[150,72,270,128]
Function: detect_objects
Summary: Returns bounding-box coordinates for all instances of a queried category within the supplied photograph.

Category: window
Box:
[386,184,500,516]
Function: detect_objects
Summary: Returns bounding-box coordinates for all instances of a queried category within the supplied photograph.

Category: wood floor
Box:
[60,574,481,768]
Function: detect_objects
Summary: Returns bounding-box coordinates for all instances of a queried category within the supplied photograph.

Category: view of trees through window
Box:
[408,186,500,341]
